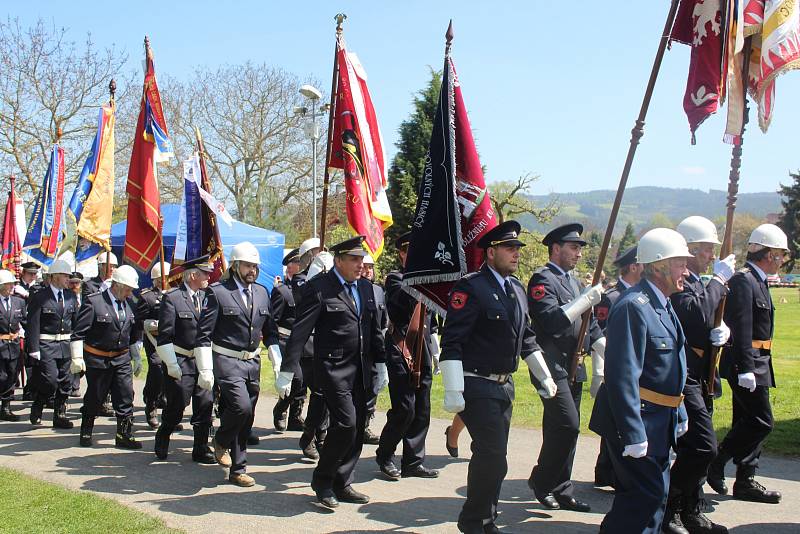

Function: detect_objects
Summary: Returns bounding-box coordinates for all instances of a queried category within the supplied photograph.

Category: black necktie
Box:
[116,300,125,322]
[57,290,64,313]
[665,300,680,333]
[503,279,519,324]
[345,282,359,315]
[243,288,252,313]
[193,293,201,314]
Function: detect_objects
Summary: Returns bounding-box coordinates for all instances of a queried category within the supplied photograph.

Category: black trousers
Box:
[161,358,213,428]
[719,379,773,477]
[376,368,432,470]
[0,356,20,400]
[142,347,164,407]
[313,376,366,491]
[595,437,615,483]
[33,356,72,400]
[364,361,379,421]
[601,437,670,534]
[458,395,512,525]
[83,363,134,418]
[215,364,259,476]
[531,376,582,497]
[670,379,717,494]
[301,358,328,437]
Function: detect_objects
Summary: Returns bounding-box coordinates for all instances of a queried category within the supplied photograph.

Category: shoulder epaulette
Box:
[164,287,179,295]
[209,282,223,288]
[533,266,548,274]
[633,293,649,305]
[462,271,481,280]
[738,266,751,274]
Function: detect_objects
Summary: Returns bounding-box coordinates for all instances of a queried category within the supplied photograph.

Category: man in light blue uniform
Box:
[590,228,690,534]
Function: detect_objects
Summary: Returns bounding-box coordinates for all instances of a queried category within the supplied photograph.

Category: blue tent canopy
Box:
[110,204,284,290]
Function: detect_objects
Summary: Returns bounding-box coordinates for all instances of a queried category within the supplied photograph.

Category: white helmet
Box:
[748,223,789,251]
[111,265,139,289]
[637,228,693,264]
[0,270,16,285]
[98,252,118,266]
[150,262,171,280]
[362,254,375,265]
[230,242,260,264]
[676,216,721,245]
[307,251,334,279]
[299,237,321,257]
[48,259,73,276]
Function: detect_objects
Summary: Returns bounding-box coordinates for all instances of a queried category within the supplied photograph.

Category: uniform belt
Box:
[278,326,292,337]
[84,344,127,358]
[212,343,259,360]
[690,346,705,358]
[639,387,684,408]
[752,339,772,350]
[463,371,512,384]
[40,333,71,341]
[174,345,194,357]
[0,333,20,341]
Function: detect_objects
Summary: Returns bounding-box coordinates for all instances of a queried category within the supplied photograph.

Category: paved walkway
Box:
[0,381,798,533]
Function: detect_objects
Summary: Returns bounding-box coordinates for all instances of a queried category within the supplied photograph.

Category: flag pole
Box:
[570,0,681,383]
[318,13,346,248]
[707,37,753,396]
[105,78,116,281]
[195,126,228,272]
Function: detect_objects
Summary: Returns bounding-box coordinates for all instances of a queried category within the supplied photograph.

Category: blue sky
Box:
[8,1,799,195]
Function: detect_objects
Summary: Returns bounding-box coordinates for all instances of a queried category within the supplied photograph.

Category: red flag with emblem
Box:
[1,176,22,275]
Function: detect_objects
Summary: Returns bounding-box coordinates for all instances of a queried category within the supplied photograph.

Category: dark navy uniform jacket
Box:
[589,281,688,458]
[721,264,775,388]
[270,281,295,342]
[384,270,433,377]
[72,290,137,369]
[81,276,105,299]
[595,280,629,333]
[670,273,727,381]
[282,269,385,392]
[132,287,164,362]
[157,284,205,373]
[25,286,78,361]
[527,263,603,382]
[441,265,541,401]
[0,294,26,360]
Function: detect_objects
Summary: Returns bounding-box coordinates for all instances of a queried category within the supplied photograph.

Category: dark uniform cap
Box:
[477,220,526,249]
[542,223,586,247]
[183,255,215,273]
[69,272,84,281]
[613,245,638,268]
[21,262,40,273]
[330,235,367,257]
[395,231,412,250]
[282,248,300,266]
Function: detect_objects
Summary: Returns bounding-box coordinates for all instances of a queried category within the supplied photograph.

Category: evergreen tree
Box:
[778,170,800,271]
[617,221,637,254]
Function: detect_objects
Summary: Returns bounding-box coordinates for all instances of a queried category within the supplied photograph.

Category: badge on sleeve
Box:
[450,291,468,310]
[530,284,546,301]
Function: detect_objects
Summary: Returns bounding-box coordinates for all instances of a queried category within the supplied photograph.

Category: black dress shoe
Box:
[527,477,559,509]
[287,417,305,432]
[376,457,401,480]
[554,494,591,512]
[362,427,380,445]
[402,465,439,478]
[445,426,459,458]
[334,485,370,504]
[456,520,484,534]
[483,523,503,534]
[732,477,781,504]
[707,454,729,495]
[315,488,339,509]
[273,405,288,433]
[247,433,260,446]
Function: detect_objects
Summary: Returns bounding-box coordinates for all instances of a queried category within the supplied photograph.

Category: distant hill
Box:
[519,186,783,233]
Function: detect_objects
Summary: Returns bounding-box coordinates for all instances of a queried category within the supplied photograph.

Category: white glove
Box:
[710,321,730,347]
[440,359,465,413]
[524,350,557,399]
[590,337,606,398]
[713,254,736,283]
[561,284,603,324]
[194,345,215,391]
[69,340,85,374]
[130,345,143,377]
[144,319,159,334]
[267,344,282,382]
[623,441,648,458]
[430,335,441,375]
[29,351,41,361]
[677,419,689,437]
[307,251,334,279]
[737,372,757,392]
[376,362,389,392]
[13,285,28,298]
[275,371,294,398]
[156,343,182,380]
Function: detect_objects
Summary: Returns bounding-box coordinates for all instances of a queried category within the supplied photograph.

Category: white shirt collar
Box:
[233,276,251,294]
[618,278,631,290]
[747,261,767,282]
[547,261,567,276]
[105,287,124,307]
[487,265,509,288]
[50,285,64,300]
[644,279,669,307]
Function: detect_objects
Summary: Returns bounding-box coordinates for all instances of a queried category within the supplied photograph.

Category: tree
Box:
[617,221,637,254]
[489,172,559,224]
[778,170,800,271]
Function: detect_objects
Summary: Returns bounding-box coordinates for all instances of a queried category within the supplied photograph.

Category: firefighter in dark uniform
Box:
[527,223,604,512]
[195,242,280,487]
[15,261,41,400]
[361,253,387,445]
[591,245,642,489]
[26,259,79,428]
[375,231,438,480]
[277,235,387,509]
[439,221,556,534]
[133,261,169,429]
[154,256,216,463]
[661,216,734,534]
[68,272,84,397]
[0,270,26,421]
[709,223,788,505]
[71,265,143,449]
[271,247,306,433]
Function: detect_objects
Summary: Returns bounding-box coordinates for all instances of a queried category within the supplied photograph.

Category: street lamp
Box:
[298,84,323,237]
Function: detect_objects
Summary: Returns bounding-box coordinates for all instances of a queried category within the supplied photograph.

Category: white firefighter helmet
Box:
[230,242,260,264]
[637,228,693,264]
[748,223,789,251]
[98,252,118,266]
[150,262,171,280]
[111,265,139,289]
[0,270,16,285]
[48,259,73,276]
[299,237,321,257]
[676,216,721,245]
[307,251,334,280]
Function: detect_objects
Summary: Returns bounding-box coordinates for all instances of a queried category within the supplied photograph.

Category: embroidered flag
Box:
[1,176,22,274]
[23,144,66,266]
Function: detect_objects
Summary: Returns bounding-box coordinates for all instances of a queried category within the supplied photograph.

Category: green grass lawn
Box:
[261,287,800,457]
[0,467,182,534]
